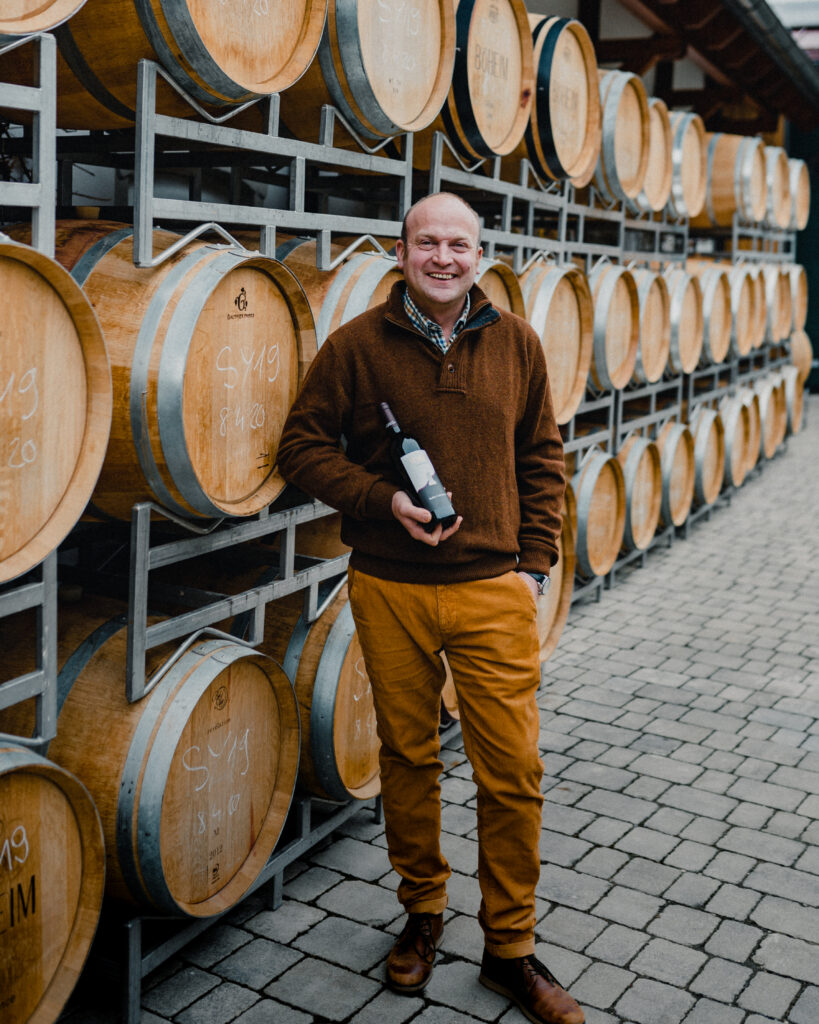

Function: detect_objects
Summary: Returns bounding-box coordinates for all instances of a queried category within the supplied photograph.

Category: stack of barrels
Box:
[1,1,814,1017]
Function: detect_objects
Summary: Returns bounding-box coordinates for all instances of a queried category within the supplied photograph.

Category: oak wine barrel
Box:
[754,374,787,459]
[663,266,703,374]
[747,264,768,350]
[788,158,811,231]
[235,579,379,802]
[761,264,792,343]
[689,133,767,229]
[0,744,104,1024]
[627,96,672,214]
[50,221,317,520]
[718,394,750,489]
[781,365,804,436]
[278,0,455,144]
[631,268,670,384]
[593,69,649,203]
[475,256,526,315]
[615,434,662,551]
[786,263,808,332]
[655,420,695,528]
[665,111,707,220]
[413,0,535,166]
[512,15,601,186]
[764,146,792,230]
[2,0,327,128]
[571,449,626,577]
[587,262,639,390]
[688,406,725,507]
[689,264,732,365]
[725,264,754,357]
[789,329,813,386]
[276,238,402,348]
[0,237,112,584]
[537,483,576,662]
[738,387,761,476]
[0,600,300,917]
[0,0,86,38]
[519,260,593,424]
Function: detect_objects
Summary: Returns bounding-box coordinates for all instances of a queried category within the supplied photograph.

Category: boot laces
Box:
[412,914,436,962]
[521,955,562,990]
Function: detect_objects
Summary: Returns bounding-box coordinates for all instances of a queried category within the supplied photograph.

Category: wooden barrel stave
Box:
[655,420,695,527]
[631,268,670,384]
[588,262,639,390]
[763,146,792,230]
[0,744,105,1024]
[664,266,703,375]
[789,328,813,386]
[0,238,112,584]
[593,69,649,203]
[0,0,87,37]
[45,222,316,520]
[788,158,811,231]
[2,0,327,128]
[616,434,662,551]
[519,261,593,425]
[666,111,707,220]
[0,600,300,917]
[718,394,750,488]
[690,133,767,228]
[572,450,626,577]
[688,406,725,507]
[628,96,672,214]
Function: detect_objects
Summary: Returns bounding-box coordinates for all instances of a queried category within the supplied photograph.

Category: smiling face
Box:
[396,193,483,327]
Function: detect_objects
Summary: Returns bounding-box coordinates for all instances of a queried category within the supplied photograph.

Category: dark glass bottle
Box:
[380,402,457,532]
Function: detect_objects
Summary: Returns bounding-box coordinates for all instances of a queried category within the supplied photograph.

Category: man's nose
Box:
[431,243,454,261]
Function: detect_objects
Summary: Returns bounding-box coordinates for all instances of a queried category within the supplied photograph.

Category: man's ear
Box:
[395,239,405,269]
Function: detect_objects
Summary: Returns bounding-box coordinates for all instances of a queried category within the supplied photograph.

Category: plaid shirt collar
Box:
[402,286,471,353]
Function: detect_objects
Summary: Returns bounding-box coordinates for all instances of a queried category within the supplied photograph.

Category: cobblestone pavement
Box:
[67,397,819,1024]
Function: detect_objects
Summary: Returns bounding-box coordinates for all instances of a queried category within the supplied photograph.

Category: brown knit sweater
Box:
[276,282,565,584]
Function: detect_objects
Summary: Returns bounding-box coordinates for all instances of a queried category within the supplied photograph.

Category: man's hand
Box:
[391,490,462,546]
[518,571,540,602]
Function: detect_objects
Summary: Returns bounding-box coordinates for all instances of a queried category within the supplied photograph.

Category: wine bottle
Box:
[380,402,457,532]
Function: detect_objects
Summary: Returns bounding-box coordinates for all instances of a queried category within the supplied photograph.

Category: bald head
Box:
[401,193,481,248]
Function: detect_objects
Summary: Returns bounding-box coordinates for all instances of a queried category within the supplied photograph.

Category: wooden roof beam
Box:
[595,34,686,75]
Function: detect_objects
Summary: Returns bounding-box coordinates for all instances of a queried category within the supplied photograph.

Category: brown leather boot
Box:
[479,950,585,1024]
[385,912,444,993]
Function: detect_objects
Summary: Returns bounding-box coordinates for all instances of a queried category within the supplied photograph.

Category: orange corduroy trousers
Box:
[347,566,544,957]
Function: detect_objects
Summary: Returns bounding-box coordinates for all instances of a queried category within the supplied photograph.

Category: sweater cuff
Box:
[363,479,401,520]
[518,545,558,574]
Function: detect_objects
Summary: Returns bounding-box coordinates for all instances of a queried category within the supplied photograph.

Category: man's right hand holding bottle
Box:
[391,490,463,546]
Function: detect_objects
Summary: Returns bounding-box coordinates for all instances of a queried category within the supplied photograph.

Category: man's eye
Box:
[417,240,435,250]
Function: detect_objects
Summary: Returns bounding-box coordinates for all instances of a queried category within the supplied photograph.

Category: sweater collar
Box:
[384,281,499,337]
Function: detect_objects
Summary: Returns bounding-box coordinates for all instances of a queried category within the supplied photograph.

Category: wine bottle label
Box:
[400,449,442,496]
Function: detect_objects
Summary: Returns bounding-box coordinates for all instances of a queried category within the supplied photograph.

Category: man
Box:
[277,193,583,1024]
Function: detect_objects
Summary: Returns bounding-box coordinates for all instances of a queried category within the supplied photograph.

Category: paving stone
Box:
[704,920,764,963]
[293,917,393,971]
[317,880,402,927]
[766,810,810,839]
[584,923,650,966]
[537,906,607,952]
[615,826,680,861]
[630,937,708,986]
[752,933,819,983]
[559,761,637,791]
[737,970,802,1018]
[574,846,631,879]
[439,912,486,964]
[615,978,695,1024]
[426,961,508,1021]
[725,777,806,812]
[644,807,695,836]
[662,872,721,908]
[647,906,720,947]
[717,826,805,867]
[539,828,593,866]
[266,958,381,1020]
[623,776,673,800]
[794,843,819,875]
[283,865,345,902]
[577,816,633,846]
[534,940,593,986]
[688,957,751,1002]
[743,862,819,906]
[175,983,259,1024]
[347,989,424,1024]
[217,937,303,988]
[233,999,312,1024]
[789,985,819,1024]
[680,997,745,1024]
[310,836,392,880]
[180,924,253,969]
[750,894,819,944]
[592,886,664,929]
[725,801,775,829]
[659,786,738,821]
[664,840,714,872]
[535,863,611,911]
[244,902,326,945]
[141,967,220,1017]
[629,754,704,785]
[570,962,635,1009]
